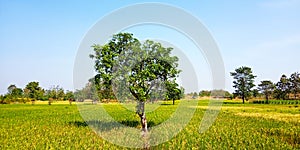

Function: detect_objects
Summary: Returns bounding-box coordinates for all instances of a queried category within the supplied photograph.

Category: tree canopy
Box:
[24,81,44,101]
[230,66,256,103]
[274,75,290,100]
[258,80,275,102]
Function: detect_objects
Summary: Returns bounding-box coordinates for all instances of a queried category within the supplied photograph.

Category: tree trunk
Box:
[139,112,148,133]
[242,96,245,104]
[137,101,149,149]
[173,99,175,105]
[137,101,148,133]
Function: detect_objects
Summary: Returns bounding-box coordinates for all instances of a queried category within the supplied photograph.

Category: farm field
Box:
[0,100,299,149]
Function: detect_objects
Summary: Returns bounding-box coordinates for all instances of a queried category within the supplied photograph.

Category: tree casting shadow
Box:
[68,120,157,131]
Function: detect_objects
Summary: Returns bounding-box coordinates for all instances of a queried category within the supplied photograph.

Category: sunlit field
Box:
[1,100,299,149]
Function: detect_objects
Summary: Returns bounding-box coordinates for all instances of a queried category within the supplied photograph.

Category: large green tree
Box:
[289,72,300,99]
[258,80,275,103]
[230,66,256,104]
[91,33,181,133]
[116,39,180,133]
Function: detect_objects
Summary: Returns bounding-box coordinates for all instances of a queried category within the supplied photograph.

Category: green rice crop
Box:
[0,100,299,149]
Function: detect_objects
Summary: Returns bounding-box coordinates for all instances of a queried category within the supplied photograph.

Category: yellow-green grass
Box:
[0,100,299,149]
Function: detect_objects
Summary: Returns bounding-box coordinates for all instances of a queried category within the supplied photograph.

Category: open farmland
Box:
[0,100,299,149]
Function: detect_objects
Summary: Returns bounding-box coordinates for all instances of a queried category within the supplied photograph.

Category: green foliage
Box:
[11,88,23,98]
[258,80,275,101]
[165,81,182,104]
[64,91,74,100]
[199,90,232,99]
[7,84,17,94]
[230,66,256,103]
[74,78,98,102]
[24,81,44,101]
[46,85,65,100]
[199,90,211,97]
[180,87,185,99]
[90,33,181,104]
[253,99,300,105]
[289,72,300,99]
[126,40,180,102]
[274,75,290,100]
[1,84,25,103]
[90,33,139,100]
[0,95,4,104]
[252,89,261,98]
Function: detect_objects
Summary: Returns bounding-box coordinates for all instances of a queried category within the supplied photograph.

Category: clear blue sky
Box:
[1,0,300,94]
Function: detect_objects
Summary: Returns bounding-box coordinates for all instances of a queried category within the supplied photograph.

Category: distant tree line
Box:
[230,66,300,103]
[194,66,299,104]
[0,81,74,104]
[198,90,233,99]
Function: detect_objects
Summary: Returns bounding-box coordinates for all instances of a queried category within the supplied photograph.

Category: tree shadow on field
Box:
[69,121,88,127]
[223,102,244,104]
[160,103,173,105]
[68,120,156,131]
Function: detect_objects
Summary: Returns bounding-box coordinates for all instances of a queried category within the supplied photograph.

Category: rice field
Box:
[0,100,299,149]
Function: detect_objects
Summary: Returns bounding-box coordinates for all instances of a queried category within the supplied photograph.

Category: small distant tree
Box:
[57,88,65,100]
[23,88,30,102]
[199,90,211,97]
[192,92,198,99]
[258,80,275,103]
[180,87,185,99]
[64,90,74,100]
[289,72,300,99]
[0,95,3,103]
[7,84,17,94]
[224,91,233,100]
[24,81,43,103]
[64,91,75,105]
[74,78,99,103]
[165,80,182,105]
[230,66,256,104]
[7,84,23,101]
[85,78,99,102]
[274,75,290,100]
[74,89,85,102]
